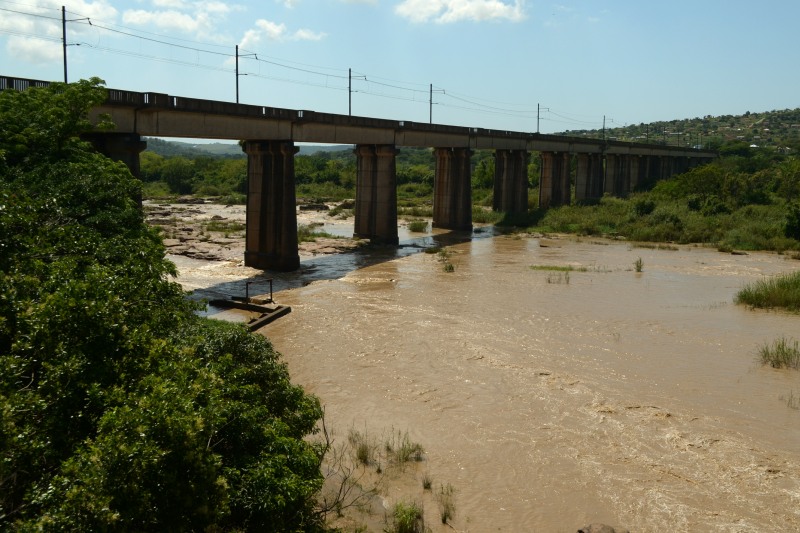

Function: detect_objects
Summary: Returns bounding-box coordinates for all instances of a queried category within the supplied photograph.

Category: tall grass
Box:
[757,337,800,369]
[297,223,338,243]
[735,271,800,311]
[388,501,425,533]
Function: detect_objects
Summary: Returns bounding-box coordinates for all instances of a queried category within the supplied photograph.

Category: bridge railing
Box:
[0,76,52,91]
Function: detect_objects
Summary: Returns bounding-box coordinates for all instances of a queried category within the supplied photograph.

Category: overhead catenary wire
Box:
[1,3,616,130]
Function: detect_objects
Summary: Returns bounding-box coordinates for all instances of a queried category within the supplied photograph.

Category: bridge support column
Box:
[433,147,472,230]
[539,151,571,208]
[604,154,624,195]
[354,144,399,244]
[575,153,603,202]
[661,157,673,180]
[492,149,529,215]
[84,132,147,179]
[243,140,300,271]
[627,155,640,193]
[648,156,663,181]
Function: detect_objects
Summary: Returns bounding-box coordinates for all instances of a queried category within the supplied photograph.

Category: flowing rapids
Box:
[180,232,800,531]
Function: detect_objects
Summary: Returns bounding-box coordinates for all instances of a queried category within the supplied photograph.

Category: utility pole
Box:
[62,6,67,83]
[235,45,239,103]
[537,103,540,133]
[349,68,352,116]
[602,115,606,141]
[429,83,433,124]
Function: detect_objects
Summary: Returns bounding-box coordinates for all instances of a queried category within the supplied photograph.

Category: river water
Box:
[175,228,800,531]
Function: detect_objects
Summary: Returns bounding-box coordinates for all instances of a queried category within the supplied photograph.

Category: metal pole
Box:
[537,103,540,133]
[429,83,432,124]
[62,6,67,83]
[349,68,352,116]
[235,45,239,103]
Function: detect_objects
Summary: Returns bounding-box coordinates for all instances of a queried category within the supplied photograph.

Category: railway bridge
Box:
[3,76,717,271]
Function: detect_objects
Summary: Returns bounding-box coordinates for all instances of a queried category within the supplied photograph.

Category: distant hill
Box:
[144,138,353,158]
[558,108,800,152]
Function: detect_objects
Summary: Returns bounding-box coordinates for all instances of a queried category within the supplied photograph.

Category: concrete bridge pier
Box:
[243,140,300,271]
[493,149,529,215]
[575,153,604,202]
[627,155,641,193]
[604,154,623,196]
[433,147,473,230]
[84,132,147,178]
[539,151,571,208]
[354,144,399,244]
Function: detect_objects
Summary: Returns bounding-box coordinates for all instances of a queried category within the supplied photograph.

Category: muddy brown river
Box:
[173,224,800,531]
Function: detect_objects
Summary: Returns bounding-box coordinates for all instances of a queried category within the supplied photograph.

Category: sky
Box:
[1,0,799,135]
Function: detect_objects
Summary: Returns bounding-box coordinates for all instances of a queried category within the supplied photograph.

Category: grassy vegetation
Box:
[435,249,456,272]
[203,219,245,234]
[421,473,433,490]
[385,429,425,465]
[735,271,800,311]
[436,483,456,524]
[530,264,582,272]
[297,223,339,243]
[634,257,644,272]
[388,501,425,533]
[407,219,428,233]
[757,337,800,369]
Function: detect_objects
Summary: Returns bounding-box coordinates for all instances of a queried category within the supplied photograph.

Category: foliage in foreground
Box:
[735,271,800,312]
[1,79,324,530]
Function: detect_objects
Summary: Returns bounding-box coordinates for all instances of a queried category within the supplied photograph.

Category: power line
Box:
[1,4,609,130]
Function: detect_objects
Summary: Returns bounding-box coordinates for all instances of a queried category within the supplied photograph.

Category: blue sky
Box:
[1,0,798,134]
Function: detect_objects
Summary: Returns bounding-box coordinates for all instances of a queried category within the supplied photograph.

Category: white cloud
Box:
[7,34,62,64]
[293,28,326,41]
[275,0,301,7]
[0,0,118,64]
[123,9,212,33]
[119,1,245,42]
[395,0,526,23]
[151,0,190,8]
[239,19,326,48]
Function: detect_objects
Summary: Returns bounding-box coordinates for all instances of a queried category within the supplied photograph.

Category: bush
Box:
[786,203,800,240]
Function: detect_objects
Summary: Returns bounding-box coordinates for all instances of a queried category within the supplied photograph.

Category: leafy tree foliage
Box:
[1,79,324,530]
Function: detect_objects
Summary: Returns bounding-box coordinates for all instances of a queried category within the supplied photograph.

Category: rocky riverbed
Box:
[144,197,363,262]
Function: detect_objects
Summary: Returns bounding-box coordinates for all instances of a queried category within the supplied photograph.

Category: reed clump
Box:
[407,219,428,233]
[758,337,800,369]
[387,501,425,533]
[735,271,800,312]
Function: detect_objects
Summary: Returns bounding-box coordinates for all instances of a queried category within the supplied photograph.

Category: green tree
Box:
[1,79,324,531]
[161,156,196,194]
